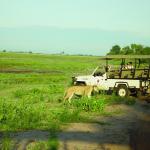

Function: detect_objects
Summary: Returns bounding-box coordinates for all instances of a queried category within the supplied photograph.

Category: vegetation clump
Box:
[107,44,150,55]
[71,97,106,112]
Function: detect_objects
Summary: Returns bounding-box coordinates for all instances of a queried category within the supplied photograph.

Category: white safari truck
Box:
[72,55,150,97]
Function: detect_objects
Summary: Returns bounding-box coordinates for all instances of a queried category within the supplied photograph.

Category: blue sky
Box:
[0,0,150,55]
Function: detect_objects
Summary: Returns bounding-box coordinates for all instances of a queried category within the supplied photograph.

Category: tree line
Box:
[107,44,150,55]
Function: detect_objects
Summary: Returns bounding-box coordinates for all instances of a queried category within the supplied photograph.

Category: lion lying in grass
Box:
[64,85,98,102]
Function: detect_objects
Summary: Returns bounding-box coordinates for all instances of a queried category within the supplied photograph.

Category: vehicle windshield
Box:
[92,66,105,76]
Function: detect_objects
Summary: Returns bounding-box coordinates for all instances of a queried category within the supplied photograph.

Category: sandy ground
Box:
[0,100,150,150]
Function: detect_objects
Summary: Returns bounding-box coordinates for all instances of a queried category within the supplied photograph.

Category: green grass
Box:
[0,136,12,150]
[0,52,136,130]
[0,52,100,128]
[70,97,106,112]
[0,52,137,149]
[26,138,59,150]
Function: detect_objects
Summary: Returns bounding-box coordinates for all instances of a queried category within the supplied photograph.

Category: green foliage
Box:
[28,143,45,150]
[26,141,50,150]
[26,135,59,150]
[0,97,87,131]
[48,139,58,150]
[108,45,121,55]
[0,98,46,130]
[0,136,12,150]
[48,132,59,150]
[13,88,45,102]
[121,46,133,55]
[71,97,106,112]
[107,44,150,55]
[57,109,84,123]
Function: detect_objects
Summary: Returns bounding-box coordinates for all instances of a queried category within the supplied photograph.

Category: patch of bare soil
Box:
[58,101,150,150]
[0,69,63,74]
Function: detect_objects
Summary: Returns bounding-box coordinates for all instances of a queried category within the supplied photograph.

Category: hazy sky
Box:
[0,0,150,55]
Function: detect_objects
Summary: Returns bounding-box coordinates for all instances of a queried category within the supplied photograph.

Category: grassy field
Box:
[0,52,136,149]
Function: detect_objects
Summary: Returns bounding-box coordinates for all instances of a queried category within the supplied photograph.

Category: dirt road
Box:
[0,101,150,150]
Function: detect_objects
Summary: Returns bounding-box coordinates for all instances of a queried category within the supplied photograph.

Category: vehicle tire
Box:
[117,85,129,97]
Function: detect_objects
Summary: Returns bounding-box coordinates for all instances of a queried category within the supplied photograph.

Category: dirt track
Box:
[0,101,150,150]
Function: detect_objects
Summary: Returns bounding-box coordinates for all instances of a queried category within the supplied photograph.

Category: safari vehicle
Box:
[72,55,150,97]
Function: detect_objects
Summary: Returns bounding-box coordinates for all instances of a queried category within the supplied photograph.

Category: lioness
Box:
[64,85,98,102]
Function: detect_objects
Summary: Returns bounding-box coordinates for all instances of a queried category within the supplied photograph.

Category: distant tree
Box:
[107,44,149,55]
[121,46,133,55]
[2,49,6,52]
[61,51,65,55]
[130,44,143,54]
[131,44,137,54]
[142,47,150,55]
[107,45,121,55]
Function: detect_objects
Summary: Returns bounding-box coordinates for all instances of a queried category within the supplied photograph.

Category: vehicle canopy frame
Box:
[99,55,150,80]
